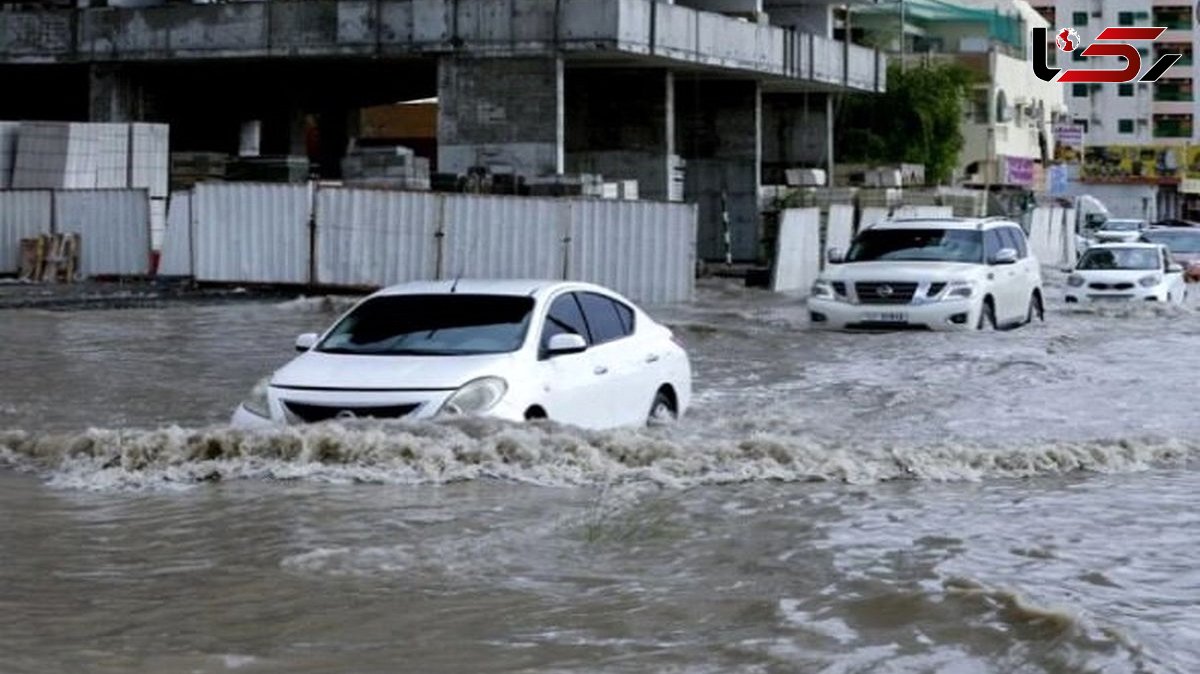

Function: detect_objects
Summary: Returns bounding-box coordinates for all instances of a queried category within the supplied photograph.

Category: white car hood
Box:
[1093,231,1142,243]
[822,261,982,282]
[271,351,514,390]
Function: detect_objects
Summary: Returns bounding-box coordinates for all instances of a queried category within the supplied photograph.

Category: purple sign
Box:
[1004,156,1035,186]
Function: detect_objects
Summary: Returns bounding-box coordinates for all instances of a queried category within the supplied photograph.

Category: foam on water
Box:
[0,419,1193,492]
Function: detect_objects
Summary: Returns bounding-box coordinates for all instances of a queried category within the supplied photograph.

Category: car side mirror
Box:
[991,248,1018,265]
[546,333,587,356]
[1168,263,1184,274]
[826,248,845,265]
[295,333,318,352]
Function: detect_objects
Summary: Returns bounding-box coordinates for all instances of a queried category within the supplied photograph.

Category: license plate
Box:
[865,312,908,322]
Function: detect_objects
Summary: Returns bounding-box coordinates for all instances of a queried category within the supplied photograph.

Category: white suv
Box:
[807,217,1045,331]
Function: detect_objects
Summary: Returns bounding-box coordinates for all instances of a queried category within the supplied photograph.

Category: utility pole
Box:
[898,0,905,74]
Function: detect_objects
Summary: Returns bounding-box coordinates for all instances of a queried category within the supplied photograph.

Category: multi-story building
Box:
[0,0,886,263]
[853,0,1067,190]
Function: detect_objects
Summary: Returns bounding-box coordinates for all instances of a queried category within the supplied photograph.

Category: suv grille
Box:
[855,282,918,305]
[1089,282,1134,291]
[284,401,420,423]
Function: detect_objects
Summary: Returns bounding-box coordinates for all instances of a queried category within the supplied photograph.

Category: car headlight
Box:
[242,377,271,418]
[810,280,834,299]
[943,280,976,299]
[1067,274,1085,288]
[438,377,508,416]
[1138,274,1161,288]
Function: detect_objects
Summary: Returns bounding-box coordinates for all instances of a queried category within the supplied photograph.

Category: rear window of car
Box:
[577,292,633,345]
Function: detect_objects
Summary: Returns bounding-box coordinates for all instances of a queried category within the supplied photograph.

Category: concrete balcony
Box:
[0,0,884,92]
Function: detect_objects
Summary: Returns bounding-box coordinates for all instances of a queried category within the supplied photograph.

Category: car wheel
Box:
[976,299,996,331]
[647,390,677,427]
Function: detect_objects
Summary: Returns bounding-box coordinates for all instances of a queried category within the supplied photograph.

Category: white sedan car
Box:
[231,280,692,430]
[1065,243,1187,304]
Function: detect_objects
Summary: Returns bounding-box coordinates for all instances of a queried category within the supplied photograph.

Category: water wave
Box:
[0,419,1192,492]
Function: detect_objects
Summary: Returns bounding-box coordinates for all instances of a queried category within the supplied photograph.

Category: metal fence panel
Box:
[771,208,820,293]
[567,199,696,304]
[0,190,52,275]
[1028,207,1053,264]
[193,182,311,284]
[826,204,855,258]
[441,194,567,280]
[54,189,150,276]
[159,191,192,277]
[315,187,441,287]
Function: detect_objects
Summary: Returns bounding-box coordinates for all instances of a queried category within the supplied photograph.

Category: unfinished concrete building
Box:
[0,0,885,261]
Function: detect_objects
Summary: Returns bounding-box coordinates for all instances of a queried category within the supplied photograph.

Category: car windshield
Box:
[1077,248,1160,271]
[1142,231,1200,254]
[317,294,534,356]
[1102,220,1143,231]
[846,228,983,264]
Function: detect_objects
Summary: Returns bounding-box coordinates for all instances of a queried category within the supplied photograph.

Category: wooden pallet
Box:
[18,233,80,283]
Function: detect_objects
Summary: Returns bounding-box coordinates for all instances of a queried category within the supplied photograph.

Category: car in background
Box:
[1140,228,1200,282]
[231,280,691,431]
[1065,243,1187,305]
[808,217,1044,331]
[1092,218,1149,244]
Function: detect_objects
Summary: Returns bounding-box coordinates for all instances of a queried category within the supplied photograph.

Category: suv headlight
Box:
[1138,274,1161,288]
[810,280,834,299]
[242,377,271,418]
[438,377,508,416]
[943,280,976,299]
[1067,274,1085,288]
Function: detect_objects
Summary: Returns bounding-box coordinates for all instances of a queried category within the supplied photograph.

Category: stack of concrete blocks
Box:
[0,122,20,189]
[527,174,604,198]
[94,123,130,189]
[12,122,101,189]
[785,168,827,187]
[170,152,228,189]
[341,146,430,190]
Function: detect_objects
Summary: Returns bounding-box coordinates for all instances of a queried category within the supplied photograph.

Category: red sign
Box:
[1032,27,1182,84]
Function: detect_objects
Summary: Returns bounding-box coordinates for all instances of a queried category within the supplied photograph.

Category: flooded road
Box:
[2,277,1199,673]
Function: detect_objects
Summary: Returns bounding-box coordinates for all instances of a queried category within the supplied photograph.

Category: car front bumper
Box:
[1064,288,1169,303]
[807,297,980,331]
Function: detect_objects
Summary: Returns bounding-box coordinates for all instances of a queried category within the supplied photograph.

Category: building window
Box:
[1072,83,1089,97]
[1118,119,1135,134]
[1072,11,1088,25]
[1118,11,1134,26]
[1073,48,1085,61]
[1119,83,1134,97]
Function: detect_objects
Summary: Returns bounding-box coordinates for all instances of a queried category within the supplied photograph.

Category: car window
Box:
[317,294,534,356]
[983,229,1005,262]
[541,293,590,352]
[846,229,983,263]
[577,293,629,345]
[1004,227,1029,258]
[1077,247,1160,270]
[613,300,635,335]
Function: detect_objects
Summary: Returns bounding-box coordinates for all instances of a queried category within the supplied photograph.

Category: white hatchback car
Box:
[231,280,692,430]
[1065,242,1187,305]
[807,217,1044,331]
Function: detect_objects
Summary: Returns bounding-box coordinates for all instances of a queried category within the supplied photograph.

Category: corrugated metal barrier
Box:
[193,183,311,285]
[54,189,150,276]
[161,183,698,304]
[0,190,51,274]
[159,191,192,277]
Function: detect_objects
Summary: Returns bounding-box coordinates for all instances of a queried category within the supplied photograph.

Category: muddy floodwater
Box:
[2,277,1199,673]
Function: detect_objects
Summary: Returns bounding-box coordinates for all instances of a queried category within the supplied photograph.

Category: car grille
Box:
[1088,282,1135,291]
[283,401,421,423]
[855,282,919,305]
[846,322,932,331]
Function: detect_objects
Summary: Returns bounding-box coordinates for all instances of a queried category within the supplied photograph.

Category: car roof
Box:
[866,217,1018,231]
[1102,218,1146,224]
[371,279,620,301]
[1085,242,1163,250]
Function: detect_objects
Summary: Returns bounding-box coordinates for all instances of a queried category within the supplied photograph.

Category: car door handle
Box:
[645,354,660,363]
[594,366,608,375]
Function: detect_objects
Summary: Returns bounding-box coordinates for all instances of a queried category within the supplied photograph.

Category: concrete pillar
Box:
[762,91,834,185]
[88,65,141,122]
[566,68,674,201]
[676,79,762,262]
[437,56,564,177]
